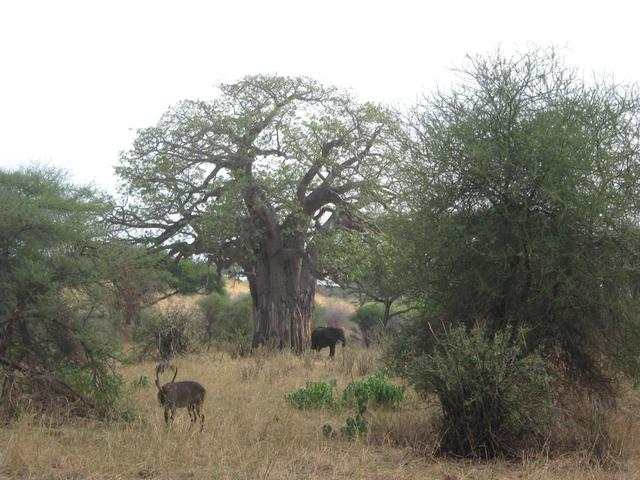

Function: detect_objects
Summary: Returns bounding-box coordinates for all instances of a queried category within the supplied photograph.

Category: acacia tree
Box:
[320,224,413,332]
[114,75,398,352]
[399,49,640,388]
[0,167,122,415]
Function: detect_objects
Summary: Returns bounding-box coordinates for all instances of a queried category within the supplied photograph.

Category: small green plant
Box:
[342,370,405,409]
[129,375,149,389]
[285,379,337,410]
[341,390,368,439]
[322,424,336,438]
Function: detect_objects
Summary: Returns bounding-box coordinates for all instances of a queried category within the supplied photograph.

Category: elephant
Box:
[311,327,346,358]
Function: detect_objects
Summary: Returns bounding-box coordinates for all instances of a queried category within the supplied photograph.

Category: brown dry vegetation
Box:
[2,346,640,480]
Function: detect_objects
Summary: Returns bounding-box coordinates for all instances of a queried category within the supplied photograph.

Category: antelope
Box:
[154,363,206,431]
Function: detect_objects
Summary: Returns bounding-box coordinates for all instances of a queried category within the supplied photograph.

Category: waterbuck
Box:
[154,363,206,431]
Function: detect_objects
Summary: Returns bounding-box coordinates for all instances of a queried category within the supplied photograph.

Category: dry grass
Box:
[2,348,640,479]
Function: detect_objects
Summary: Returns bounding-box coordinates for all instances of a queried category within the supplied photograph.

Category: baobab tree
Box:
[114,75,399,352]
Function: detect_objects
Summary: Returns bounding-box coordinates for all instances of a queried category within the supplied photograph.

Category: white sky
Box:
[1,0,639,193]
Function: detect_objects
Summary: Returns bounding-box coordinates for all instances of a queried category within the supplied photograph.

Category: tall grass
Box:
[1,348,639,479]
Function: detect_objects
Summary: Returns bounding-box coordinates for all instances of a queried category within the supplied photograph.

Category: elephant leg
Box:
[329,343,335,358]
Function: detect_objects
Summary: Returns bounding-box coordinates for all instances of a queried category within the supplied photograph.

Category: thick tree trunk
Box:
[249,242,315,353]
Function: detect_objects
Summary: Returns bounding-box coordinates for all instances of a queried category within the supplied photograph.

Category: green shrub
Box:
[342,370,405,409]
[351,303,384,347]
[55,364,125,416]
[407,325,552,458]
[134,307,202,359]
[285,379,337,410]
[198,293,253,356]
[341,389,368,438]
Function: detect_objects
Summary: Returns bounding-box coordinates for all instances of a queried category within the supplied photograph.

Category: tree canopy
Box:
[0,167,121,415]
[399,49,640,388]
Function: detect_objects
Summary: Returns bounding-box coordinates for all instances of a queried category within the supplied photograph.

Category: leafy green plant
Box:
[285,379,337,410]
[342,370,405,409]
[55,364,125,415]
[341,390,368,439]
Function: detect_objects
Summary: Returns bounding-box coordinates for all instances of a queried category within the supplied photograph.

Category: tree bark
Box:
[250,239,315,353]
[0,304,21,358]
[382,301,392,333]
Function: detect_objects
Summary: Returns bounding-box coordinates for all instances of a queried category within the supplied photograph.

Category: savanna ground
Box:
[3,349,640,480]
[3,289,640,480]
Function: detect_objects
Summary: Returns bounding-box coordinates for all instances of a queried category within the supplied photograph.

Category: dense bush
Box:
[406,325,552,458]
[352,303,385,347]
[134,307,202,359]
[286,371,405,413]
[342,370,405,409]
[55,364,125,416]
[198,293,253,356]
[0,167,125,418]
[167,259,225,295]
[385,314,439,380]
[285,379,337,410]
[398,49,640,391]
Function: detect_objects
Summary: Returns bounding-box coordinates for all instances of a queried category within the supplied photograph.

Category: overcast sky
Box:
[1,0,639,193]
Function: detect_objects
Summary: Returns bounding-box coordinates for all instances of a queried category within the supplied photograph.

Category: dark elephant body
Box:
[311,327,346,358]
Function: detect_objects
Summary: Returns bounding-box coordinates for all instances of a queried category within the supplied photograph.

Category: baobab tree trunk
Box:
[249,242,315,353]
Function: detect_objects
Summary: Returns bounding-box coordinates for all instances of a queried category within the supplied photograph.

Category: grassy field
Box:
[2,345,640,480]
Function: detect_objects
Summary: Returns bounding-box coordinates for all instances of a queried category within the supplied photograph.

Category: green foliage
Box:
[55,364,125,415]
[352,303,384,347]
[286,371,404,413]
[285,379,337,410]
[342,370,405,409]
[101,242,172,325]
[385,314,438,380]
[0,166,125,417]
[407,325,552,458]
[198,293,253,356]
[400,48,640,388]
[341,390,368,439]
[167,259,225,295]
[314,219,411,323]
